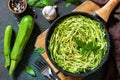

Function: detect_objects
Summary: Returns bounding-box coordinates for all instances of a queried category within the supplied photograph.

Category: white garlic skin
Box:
[42,6,57,21]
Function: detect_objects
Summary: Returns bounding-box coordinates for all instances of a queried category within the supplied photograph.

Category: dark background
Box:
[0,0,106,80]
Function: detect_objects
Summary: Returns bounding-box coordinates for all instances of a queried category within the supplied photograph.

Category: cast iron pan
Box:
[45,0,120,77]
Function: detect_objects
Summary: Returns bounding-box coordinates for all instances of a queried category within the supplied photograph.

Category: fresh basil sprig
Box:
[74,39,100,55]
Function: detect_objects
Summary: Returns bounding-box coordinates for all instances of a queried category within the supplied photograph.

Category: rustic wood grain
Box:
[35,1,100,80]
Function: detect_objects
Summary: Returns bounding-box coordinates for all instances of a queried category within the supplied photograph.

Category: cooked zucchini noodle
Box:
[48,15,108,73]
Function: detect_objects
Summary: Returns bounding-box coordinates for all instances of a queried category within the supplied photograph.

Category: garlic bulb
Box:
[42,6,57,21]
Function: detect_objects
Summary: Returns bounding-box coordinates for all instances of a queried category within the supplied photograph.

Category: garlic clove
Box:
[42,6,53,15]
[48,8,56,16]
[42,6,57,21]
[46,13,57,21]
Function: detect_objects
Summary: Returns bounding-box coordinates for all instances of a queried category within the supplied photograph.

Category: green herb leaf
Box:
[25,66,36,77]
[66,2,71,7]
[81,49,89,55]
[28,0,37,6]
[34,47,45,54]
[65,0,80,7]
[74,39,100,55]
[74,39,85,48]
[29,0,54,8]
[83,42,93,50]
[91,46,100,51]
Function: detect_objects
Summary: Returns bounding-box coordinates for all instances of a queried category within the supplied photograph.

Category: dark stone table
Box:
[0,0,106,80]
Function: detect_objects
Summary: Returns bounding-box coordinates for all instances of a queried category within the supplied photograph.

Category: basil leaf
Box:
[34,47,45,54]
[42,0,54,5]
[28,0,37,6]
[81,49,89,55]
[91,46,100,51]
[34,0,54,8]
[65,0,80,7]
[83,42,93,50]
[74,39,85,48]
[25,66,36,77]
[75,39,100,55]
[66,2,71,7]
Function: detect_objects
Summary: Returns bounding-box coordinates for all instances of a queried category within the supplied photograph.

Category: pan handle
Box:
[94,0,120,22]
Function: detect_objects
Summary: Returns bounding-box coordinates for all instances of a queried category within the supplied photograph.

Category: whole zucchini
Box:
[9,15,34,76]
[4,25,12,68]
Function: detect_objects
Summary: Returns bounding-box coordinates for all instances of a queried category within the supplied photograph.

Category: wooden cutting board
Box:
[35,1,100,80]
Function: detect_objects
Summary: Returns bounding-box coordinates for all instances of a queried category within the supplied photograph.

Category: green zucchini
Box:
[9,15,34,76]
[4,25,12,68]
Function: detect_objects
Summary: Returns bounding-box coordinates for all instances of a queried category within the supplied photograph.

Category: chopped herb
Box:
[25,66,36,77]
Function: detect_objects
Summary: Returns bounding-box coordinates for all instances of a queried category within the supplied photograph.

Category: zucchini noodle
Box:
[48,15,108,73]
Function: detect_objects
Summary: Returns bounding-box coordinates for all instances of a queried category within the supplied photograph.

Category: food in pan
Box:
[48,15,108,73]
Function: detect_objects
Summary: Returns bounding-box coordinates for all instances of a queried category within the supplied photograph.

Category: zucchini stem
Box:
[5,56,10,68]
[9,60,18,76]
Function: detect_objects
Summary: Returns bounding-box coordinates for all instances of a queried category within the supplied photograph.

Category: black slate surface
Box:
[0,0,106,80]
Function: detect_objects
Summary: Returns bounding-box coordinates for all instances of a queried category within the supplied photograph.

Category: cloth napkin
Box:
[92,0,120,80]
